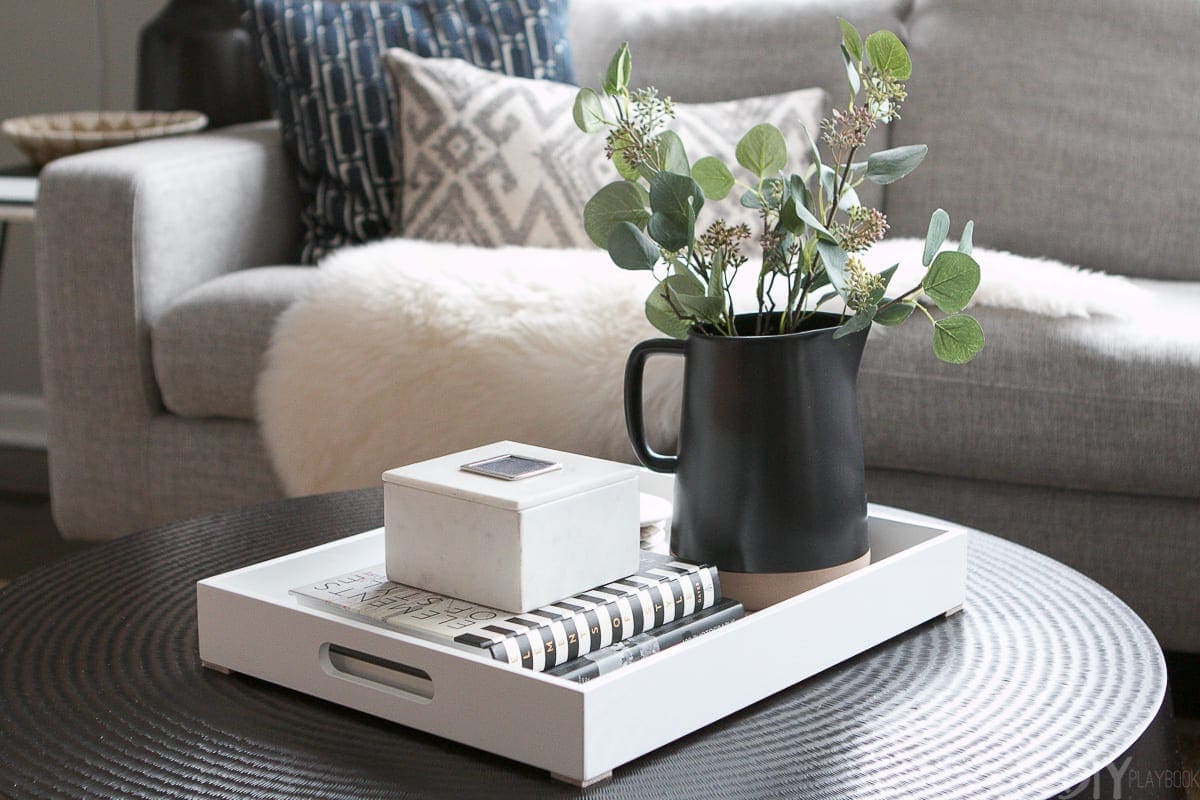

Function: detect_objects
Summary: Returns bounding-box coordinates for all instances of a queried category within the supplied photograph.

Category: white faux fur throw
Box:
[257,238,1146,495]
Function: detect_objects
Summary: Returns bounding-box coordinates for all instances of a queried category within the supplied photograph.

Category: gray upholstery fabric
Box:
[36,122,301,539]
[860,278,1200,500]
[153,267,320,420]
[568,0,910,210]
[867,468,1200,653]
[145,415,281,518]
[885,0,1200,280]
[570,0,907,103]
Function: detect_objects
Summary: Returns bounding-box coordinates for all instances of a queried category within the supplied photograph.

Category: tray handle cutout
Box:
[321,643,434,703]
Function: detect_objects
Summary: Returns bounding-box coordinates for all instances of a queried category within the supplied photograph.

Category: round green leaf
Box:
[584,181,650,249]
[865,30,911,80]
[649,171,704,225]
[922,250,981,314]
[648,169,703,251]
[675,292,725,324]
[572,88,606,134]
[735,123,788,178]
[612,148,639,181]
[638,131,690,181]
[663,271,704,299]
[648,212,691,252]
[923,207,950,266]
[692,156,734,200]
[932,314,984,364]
[607,221,659,270]
[645,274,705,339]
[646,294,690,339]
[874,300,915,326]
[659,131,690,176]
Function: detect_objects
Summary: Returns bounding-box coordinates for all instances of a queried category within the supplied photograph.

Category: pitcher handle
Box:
[624,338,685,473]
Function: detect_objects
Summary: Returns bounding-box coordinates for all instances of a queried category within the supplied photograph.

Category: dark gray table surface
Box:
[0,489,1181,799]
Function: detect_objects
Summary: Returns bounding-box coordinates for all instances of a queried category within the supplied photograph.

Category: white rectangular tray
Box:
[197,474,967,786]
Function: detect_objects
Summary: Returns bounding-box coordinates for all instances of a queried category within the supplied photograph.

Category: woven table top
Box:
[0,489,1167,799]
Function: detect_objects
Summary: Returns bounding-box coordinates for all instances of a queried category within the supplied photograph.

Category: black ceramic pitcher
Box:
[624,313,871,607]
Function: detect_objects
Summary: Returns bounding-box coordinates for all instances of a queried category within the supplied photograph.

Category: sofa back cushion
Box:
[885,0,1200,280]
[570,0,907,103]
[568,0,910,210]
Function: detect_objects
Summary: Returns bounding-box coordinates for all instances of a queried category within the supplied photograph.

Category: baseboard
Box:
[0,393,47,449]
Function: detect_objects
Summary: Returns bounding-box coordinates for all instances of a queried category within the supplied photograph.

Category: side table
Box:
[0,490,1184,799]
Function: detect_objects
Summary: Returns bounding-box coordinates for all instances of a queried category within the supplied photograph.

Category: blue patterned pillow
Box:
[241,0,574,263]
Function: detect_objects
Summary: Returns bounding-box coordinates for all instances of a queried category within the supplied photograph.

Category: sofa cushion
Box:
[860,278,1200,500]
[155,257,1199,501]
[152,267,322,420]
[567,0,910,211]
[384,48,825,249]
[885,0,1200,281]
[239,0,575,264]
[570,0,906,104]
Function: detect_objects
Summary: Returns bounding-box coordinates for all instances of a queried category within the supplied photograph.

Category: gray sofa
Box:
[35,0,1199,652]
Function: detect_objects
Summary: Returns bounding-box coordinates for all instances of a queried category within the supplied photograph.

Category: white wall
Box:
[0,0,165,445]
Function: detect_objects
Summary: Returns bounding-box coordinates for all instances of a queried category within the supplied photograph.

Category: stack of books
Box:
[292,551,742,683]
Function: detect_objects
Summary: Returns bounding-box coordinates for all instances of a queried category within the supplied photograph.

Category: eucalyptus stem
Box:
[786,271,804,332]
[877,282,924,312]
[576,32,983,362]
[765,270,779,326]
[754,184,771,336]
[825,145,858,229]
[794,241,819,329]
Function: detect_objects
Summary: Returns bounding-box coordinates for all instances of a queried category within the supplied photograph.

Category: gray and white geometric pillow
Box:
[384,48,827,249]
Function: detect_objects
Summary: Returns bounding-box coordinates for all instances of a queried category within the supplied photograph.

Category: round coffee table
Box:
[0,490,1181,799]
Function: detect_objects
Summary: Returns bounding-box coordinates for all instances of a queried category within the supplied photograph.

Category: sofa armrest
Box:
[36,121,301,538]
[35,121,302,420]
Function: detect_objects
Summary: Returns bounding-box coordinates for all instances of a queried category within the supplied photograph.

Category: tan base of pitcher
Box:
[718,550,872,611]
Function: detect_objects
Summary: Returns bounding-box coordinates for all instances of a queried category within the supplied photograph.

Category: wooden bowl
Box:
[1,110,208,166]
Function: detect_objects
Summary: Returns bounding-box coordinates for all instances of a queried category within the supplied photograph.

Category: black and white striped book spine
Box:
[289,553,720,672]
[544,598,745,683]
[452,556,721,671]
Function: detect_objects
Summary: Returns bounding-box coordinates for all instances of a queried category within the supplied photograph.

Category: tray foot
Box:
[551,771,612,788]
[944,604,964,618]
[202,660,232,675]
